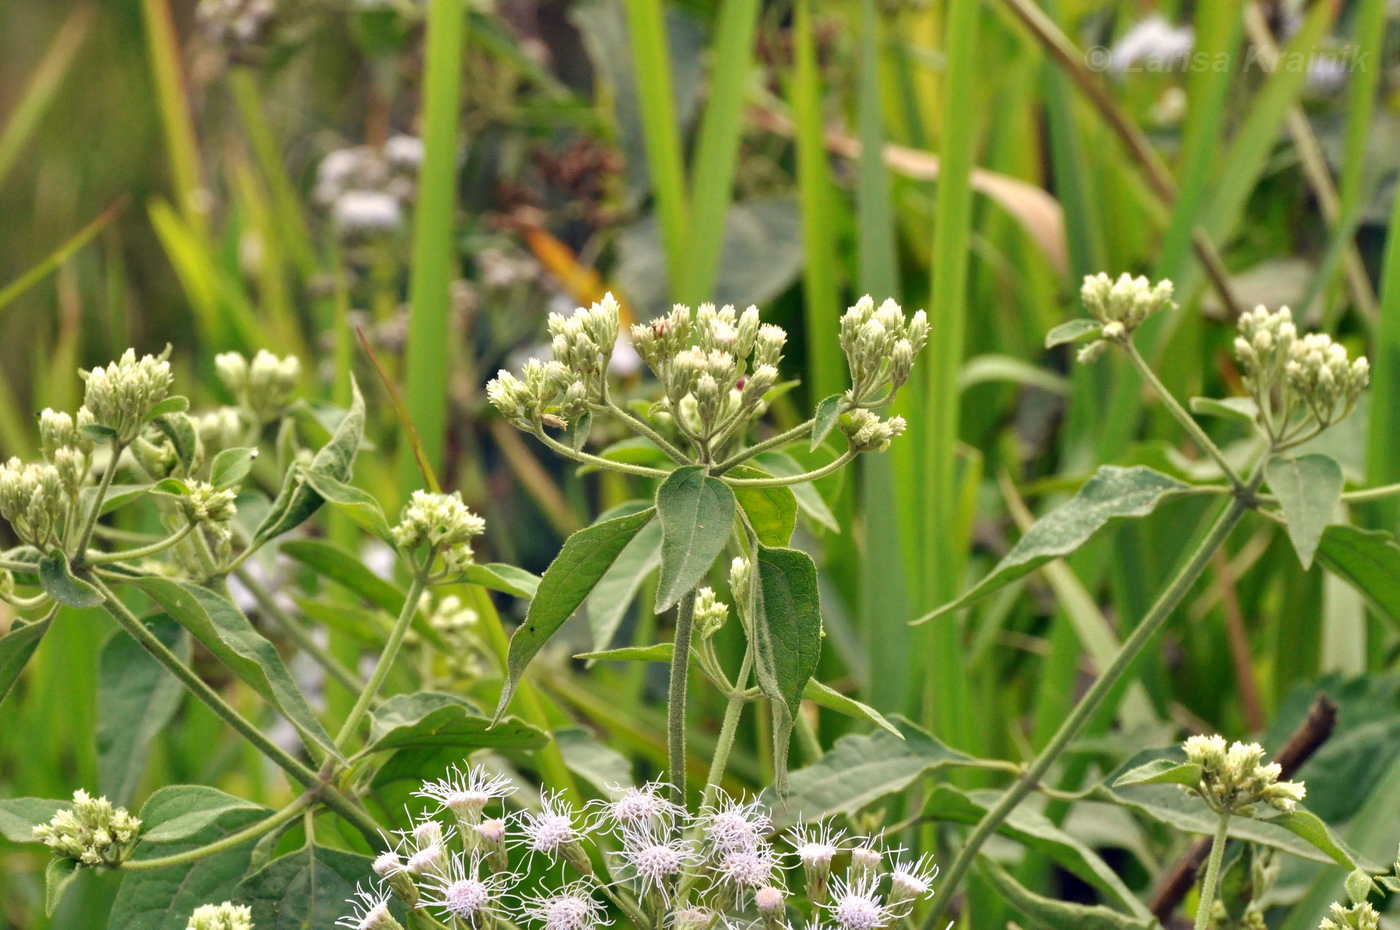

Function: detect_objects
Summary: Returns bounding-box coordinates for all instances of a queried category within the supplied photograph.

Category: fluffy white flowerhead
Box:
[520,879,611,930]
[599,780,685,836]
[81,349,175,443]
[338,883,403,930]
[888,854,938,905]
[826,875,893,930]
[33,789,142,868]
[702,794,771,854]
[417,765,516,822]
[419,852,512,926]
[618,826,697,897]
[1184,734,1305,814]
[392,490,486,571]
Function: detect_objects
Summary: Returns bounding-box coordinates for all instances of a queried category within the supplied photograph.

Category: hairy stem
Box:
[719,450,856,488]
[701,648,755,808]
[530,423,673,478]
[1125,342,1245,491]
[1192,811,1233,930]
[713,416,819,474]
[83,520,195,565]
[668,587,699,804]
[921,482,1257,928]
[335,567,428,748]
[71,441,124,561]
[120,792,314,872]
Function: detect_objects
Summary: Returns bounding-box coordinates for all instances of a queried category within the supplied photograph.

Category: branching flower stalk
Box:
[922,275,1369,928]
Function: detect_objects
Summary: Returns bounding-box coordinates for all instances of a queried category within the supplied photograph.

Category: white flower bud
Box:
[392,491,486,570]
[186,902,254,930]
[81,349,175,443]
[1184,734,1304,814]
[33,789,142,868]
[694,587,730,637]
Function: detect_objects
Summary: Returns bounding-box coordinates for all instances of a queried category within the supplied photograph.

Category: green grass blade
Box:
[677,0,762,305]
[0,198,126,318]
[1367,172,1400,531]
[792,0,843,401]
[922,0,981,751]
[141,0,208,240]
[622,0,690,297]
[0,5,90,190]
[398,0,467,503]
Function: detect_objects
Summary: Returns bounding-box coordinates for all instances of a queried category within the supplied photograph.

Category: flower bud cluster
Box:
[316,137,422,238]
[39,408,96,496]
[838,296,927,402]
[0,457,68,549]
[33,789,142,868]
[1231,305,1369,435]
[198,407,248,455]
[694,587,729,638]
[1074,274,1175,363]
[81,349,175,443]
[187,901,255,930]
[1319,901,1381,930]
[1183,735,1306,815]
[181,482,239,540]
[842,409,907,453]
[216,350,302,424]
[391,491,487,574]
[344,765,938,930]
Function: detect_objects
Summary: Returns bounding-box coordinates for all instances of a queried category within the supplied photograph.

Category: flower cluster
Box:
[1183,735,1306,815]
[1233,306,1369,438]
[180,482,240,540]
[0,457,69,549]
[216,350,302,424]
[32,790,142,868]
[693,587,729,638]
[316,138,423,237]
[1319,901,1381,930]
[81,349,175,444]
[391,490,487,575]
[187,902,255,930]
[838,296,927,403]
[489,295,624,427]
[343,765,938,930]
[1074,273,1175,362]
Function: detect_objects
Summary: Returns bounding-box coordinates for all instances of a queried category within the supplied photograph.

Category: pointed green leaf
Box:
[1045,318,1102,347]
[915,466,1190,624]
[150,413,199,473]
[133,578,341,761]
[1314,525,1400,630]
[575,643,677,662]
[810,394,843,449]
[755,451,839,533]
[279,539,405,613]
[209,447,257,489]
[1112,758,1203,789]
[143,396,189,421]
[39,551,104,608]
[752,546,823,770]
[138,786,269,845]
[236,845,386,929]
[300,470,393,542]
[655,466,736,612]
[1191,396,1260,423]
[556,726,634,793]
[464,562,541,600]
[0,615,52,706]
[0,797,66,842]
[1267,453,1344,569]
[495,506,655,719]
[1269,809,1359,870]
[802,679,901,737]
[585,519,662,654]
[369,692,547,752]
[979,857,1156,930]
[779,715,971,822]
[46,857,80,917]
[97,617,188,806]
[732,466,797,547]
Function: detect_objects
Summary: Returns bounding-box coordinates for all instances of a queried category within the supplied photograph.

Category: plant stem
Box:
[120,792,313,872]
[920,482,1257,929]
[713,417,818,474]
[1192,811,1233,930]
[668,587,698,805]
[701,648,754,808]
[719,450,856,487]
[530,424,673,479]
[71,441,123,561]
[335,567,428,749]
[1125,342,1245,490]
[83,520,195,565]
[234,566,365,696]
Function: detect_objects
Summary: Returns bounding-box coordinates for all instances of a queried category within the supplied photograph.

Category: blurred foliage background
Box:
[3,0,1400,926]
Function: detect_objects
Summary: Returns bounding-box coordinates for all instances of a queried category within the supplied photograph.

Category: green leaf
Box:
[368,692,547,752]
[495,507,655,720]
[301,470,393,542]
[143,396,189,421]
[1112,758,1203,789]
[1313,526,1400,630]
[754,451,839,533]
[654,466,736,611]
[1266,453,1344,569]
[779,715,971,822]
[133,578,341,762]
[0,615,52,706]
[150,413,199,473]
[556,726,634,794]
[252,377,364,544]
[46,857,79,917]
[95,484,152,515]
[731,467,797,547]
[464,562,541,600]
[1044,318,1102,347]
[111,807,267,929]
[39,551,104,608]
[138,786,268,845]
[79,422,118,442]
[811,394,843,450]
[1190,396,1260,423]
[279,539,404,613]
[1268,809,1359,870]
[752,545,823,792]
[979,857,1156,930]
[97,617,189,806]
[0,797,66,842]
[922,785,1149,916]
[585,519,662,654]
[1345,868,1375,906]
[236,845,383,930]
[209,446,257,489]
[568,409,593,452]
[802,679,901,737]
[574,643,676,662]
[915,465,1189,623]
